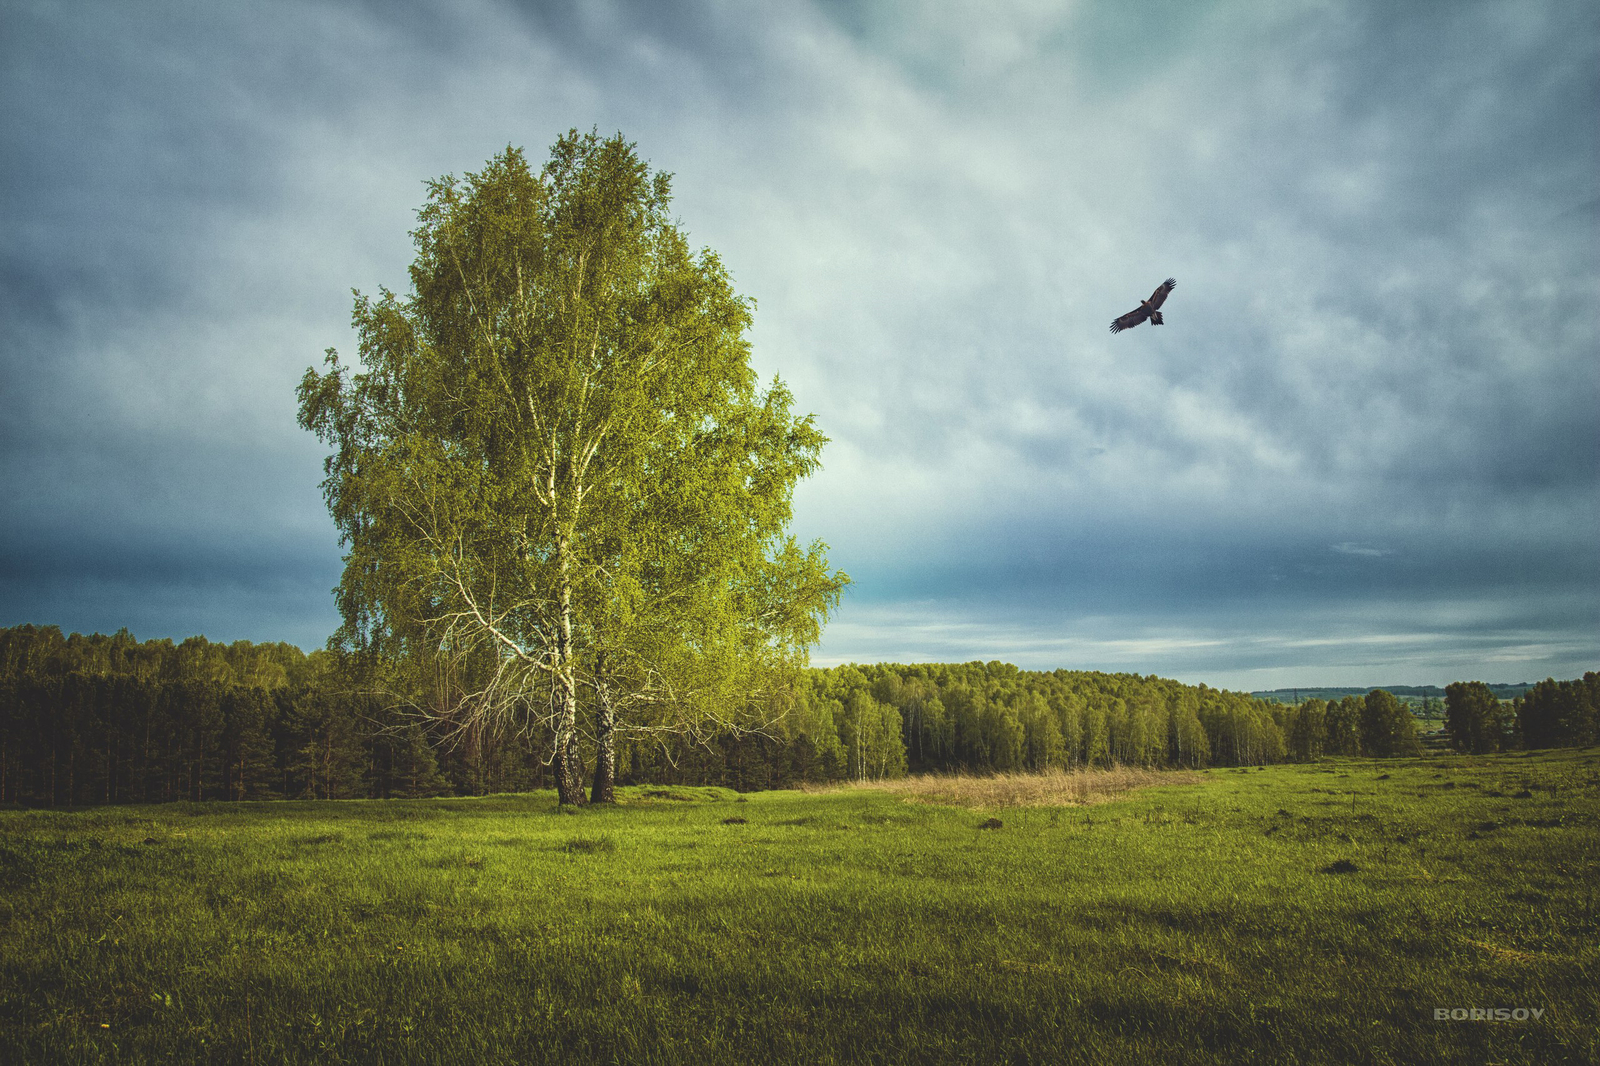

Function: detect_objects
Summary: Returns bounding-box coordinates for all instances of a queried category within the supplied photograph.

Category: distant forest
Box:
[1254,684,1534,704]
[0,625,1594,807]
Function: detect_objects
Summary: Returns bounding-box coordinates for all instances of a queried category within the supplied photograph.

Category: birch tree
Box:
[297,131,845,804]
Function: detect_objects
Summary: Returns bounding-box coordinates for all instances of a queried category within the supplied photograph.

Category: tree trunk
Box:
[590,655,615,804]
[552,531,588,806]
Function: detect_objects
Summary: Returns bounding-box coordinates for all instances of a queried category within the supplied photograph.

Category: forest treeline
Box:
[1443,676,1599,754]
[0,625,1593,807]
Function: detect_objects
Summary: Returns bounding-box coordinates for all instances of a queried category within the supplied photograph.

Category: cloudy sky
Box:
[3,0,1596,689]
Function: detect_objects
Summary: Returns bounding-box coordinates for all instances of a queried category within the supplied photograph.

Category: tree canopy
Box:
[297,131,846,803]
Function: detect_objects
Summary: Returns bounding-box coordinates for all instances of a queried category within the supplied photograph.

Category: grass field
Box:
[2,750,1595,1065]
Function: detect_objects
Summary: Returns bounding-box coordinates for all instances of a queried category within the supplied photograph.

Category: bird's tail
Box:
[1150,311,1164,325]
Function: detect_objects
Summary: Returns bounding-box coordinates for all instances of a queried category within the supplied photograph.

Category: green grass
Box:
[2,750,1596,1065]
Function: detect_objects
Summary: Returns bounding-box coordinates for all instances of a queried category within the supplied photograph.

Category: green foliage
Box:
[837,691,906,781]
[1361,689,1423,758]
[1517,674,1599,749]
[1255,683,1532,704]
[3,625,1596,806]
[1445,681,1514,754]
[220,686,278,801]
[801,662,1285,774]
[279,689,367,801]
[296,132,845,804]
[1323,695,1363,756]
[1015,691,1064,771]
[0,627,525,805]
[1281,697,1327,761]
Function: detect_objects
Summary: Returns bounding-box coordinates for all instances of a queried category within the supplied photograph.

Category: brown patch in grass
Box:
[1462,937,1539,964]
[815,766,1203,808]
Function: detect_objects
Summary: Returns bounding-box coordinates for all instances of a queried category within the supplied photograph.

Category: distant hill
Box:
[1251,683,1534,704]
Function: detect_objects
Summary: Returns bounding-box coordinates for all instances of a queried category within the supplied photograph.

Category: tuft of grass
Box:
[623,785,740,805]
[830,764,1203,807]
[292,832,343,846]
[560,835,616,854]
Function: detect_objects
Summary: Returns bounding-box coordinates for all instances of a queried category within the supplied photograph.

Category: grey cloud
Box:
[816,593,1595,689]
[1,0,1594,683]
[1331,543,1390,558]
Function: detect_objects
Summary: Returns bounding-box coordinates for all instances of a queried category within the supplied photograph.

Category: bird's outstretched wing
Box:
[1110,305,1150,333]
[1147,277,1176,309]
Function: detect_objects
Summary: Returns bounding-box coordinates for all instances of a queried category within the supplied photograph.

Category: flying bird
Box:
[1109,277,1177,334]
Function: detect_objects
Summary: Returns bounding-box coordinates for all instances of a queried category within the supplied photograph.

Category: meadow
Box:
[1,750,1595,1065]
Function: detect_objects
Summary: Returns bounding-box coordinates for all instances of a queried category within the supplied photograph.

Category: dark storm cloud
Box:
[1,0,1594,684]
[3,1,370,647]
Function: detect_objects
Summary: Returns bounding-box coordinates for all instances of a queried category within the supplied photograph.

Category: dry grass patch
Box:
[823,766,1205,808]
